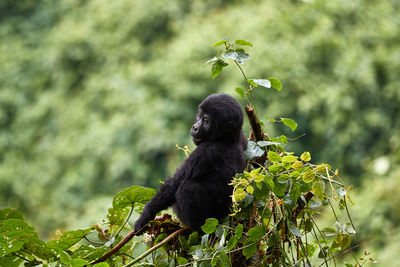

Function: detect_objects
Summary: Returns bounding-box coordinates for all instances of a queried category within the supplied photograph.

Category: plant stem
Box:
[233,60,260,118]
[123,227,190,267]
[115,203,135,238]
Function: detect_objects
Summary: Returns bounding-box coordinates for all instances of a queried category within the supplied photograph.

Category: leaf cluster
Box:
[0,39,372,267]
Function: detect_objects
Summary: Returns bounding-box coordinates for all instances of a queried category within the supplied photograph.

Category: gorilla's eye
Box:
[202,115,210,126]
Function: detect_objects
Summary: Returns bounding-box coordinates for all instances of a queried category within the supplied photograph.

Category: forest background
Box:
[0,0,399,265]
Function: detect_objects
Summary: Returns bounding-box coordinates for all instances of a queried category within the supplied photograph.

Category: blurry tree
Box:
[0,0,399,263]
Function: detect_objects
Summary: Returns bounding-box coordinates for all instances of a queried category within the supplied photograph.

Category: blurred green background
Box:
[1,0,399,264]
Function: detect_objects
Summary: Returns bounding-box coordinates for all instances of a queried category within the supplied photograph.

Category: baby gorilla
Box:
[134,94,247,231]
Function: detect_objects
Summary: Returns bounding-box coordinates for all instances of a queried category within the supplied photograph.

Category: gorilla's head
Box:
[191,94,244,145]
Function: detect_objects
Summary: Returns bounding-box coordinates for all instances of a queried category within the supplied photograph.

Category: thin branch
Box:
[123,227,190,267]
[343,196,360,244]
[292,191,314,221]
[234,60,249,86]
[12,252,30,263]
[245,105,264,141]
[90,228,139,264]
[115,203,135,238]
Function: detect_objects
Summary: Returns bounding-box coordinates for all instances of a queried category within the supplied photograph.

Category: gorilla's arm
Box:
[134,163,188,232]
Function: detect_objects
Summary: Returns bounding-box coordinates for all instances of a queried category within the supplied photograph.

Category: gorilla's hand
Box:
[134,210,152,233]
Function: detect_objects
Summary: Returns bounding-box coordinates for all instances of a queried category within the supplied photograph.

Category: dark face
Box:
[191,109,211,145]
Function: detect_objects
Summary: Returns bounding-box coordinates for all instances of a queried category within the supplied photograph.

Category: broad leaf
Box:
[252,79,271,88]
[235,87,246,98]
[242,240,257,259]
[234,39,253,46]
[247,225,266,241]
[0,208,24,221]
[211,40,228,47]
[245,141,265,160]
[112,186,156,210]
[281,118,297,131]
[302,170,316,183]
[257,141,280,147]
[46,228,93,251]
[0,219,41,257]
[222,48,250,64]
[300,152,311,162]
[288,223,301,237]
[312,180,326,199]
[201,218,218,234]
[211,59,228,79]
[268,151,281,163]
[268,77,282,91]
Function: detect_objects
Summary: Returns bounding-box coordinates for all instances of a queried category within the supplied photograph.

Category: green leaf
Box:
[288,223,301,237]
[264,176,275,190]
[188,231,200,246]
[177,257,189,265]
[218,251,231,267]
[211,252,219,266]
[246,185,254,194]
[291,161,303,169]
[268,77,282,91]
[205,57,218,64]
[247,79,257,87]
[302,170,316,183]
[247,225,266,241]
[233,188,246,202]
[201,218,219,234]
[282,155,298,163]
[277,174,290,184]
[300,152,311,162]
[235,224,244,240]
[211,59,229,79]
[0,219,41,257]
[71,258,89,267]
[312,180,326,199]
[257,141,280,147]
[112,186,156,210]
[59,250,72,264]
[321,227,336,237]
[340,234,351,250]
[268,164,283,174]
[314,163,331,173]
[222,48,250,64]
[235,39,253,46]
[290,182,301,203]
[291,170,301,178]
[273,182,287,197]
[268,151,281,163]
[0,208,24,221]
[235,87,245,98]
[211,40,228,47]
[252,79,271,88]
[46,228,93,251]
[267,232,279,247]
[227,236,238,250]
[245,141,265,160]
[242,240,257,259]
[281,118,298,131]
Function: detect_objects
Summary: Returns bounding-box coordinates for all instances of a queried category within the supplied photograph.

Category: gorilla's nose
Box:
[191,125,198,134]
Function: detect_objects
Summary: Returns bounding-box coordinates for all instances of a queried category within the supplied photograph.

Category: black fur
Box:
[134,94,247,231]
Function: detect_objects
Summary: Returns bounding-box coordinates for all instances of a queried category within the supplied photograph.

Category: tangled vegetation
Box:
[0,39,376,267]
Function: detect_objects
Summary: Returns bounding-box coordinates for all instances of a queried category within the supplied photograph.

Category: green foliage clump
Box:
[0,39,375,267]
[0,0,399,263]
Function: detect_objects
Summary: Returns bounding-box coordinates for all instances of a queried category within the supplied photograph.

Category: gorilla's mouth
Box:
[193,137,202,144]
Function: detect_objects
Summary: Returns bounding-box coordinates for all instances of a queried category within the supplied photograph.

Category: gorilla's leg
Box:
[174,181,214,230]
